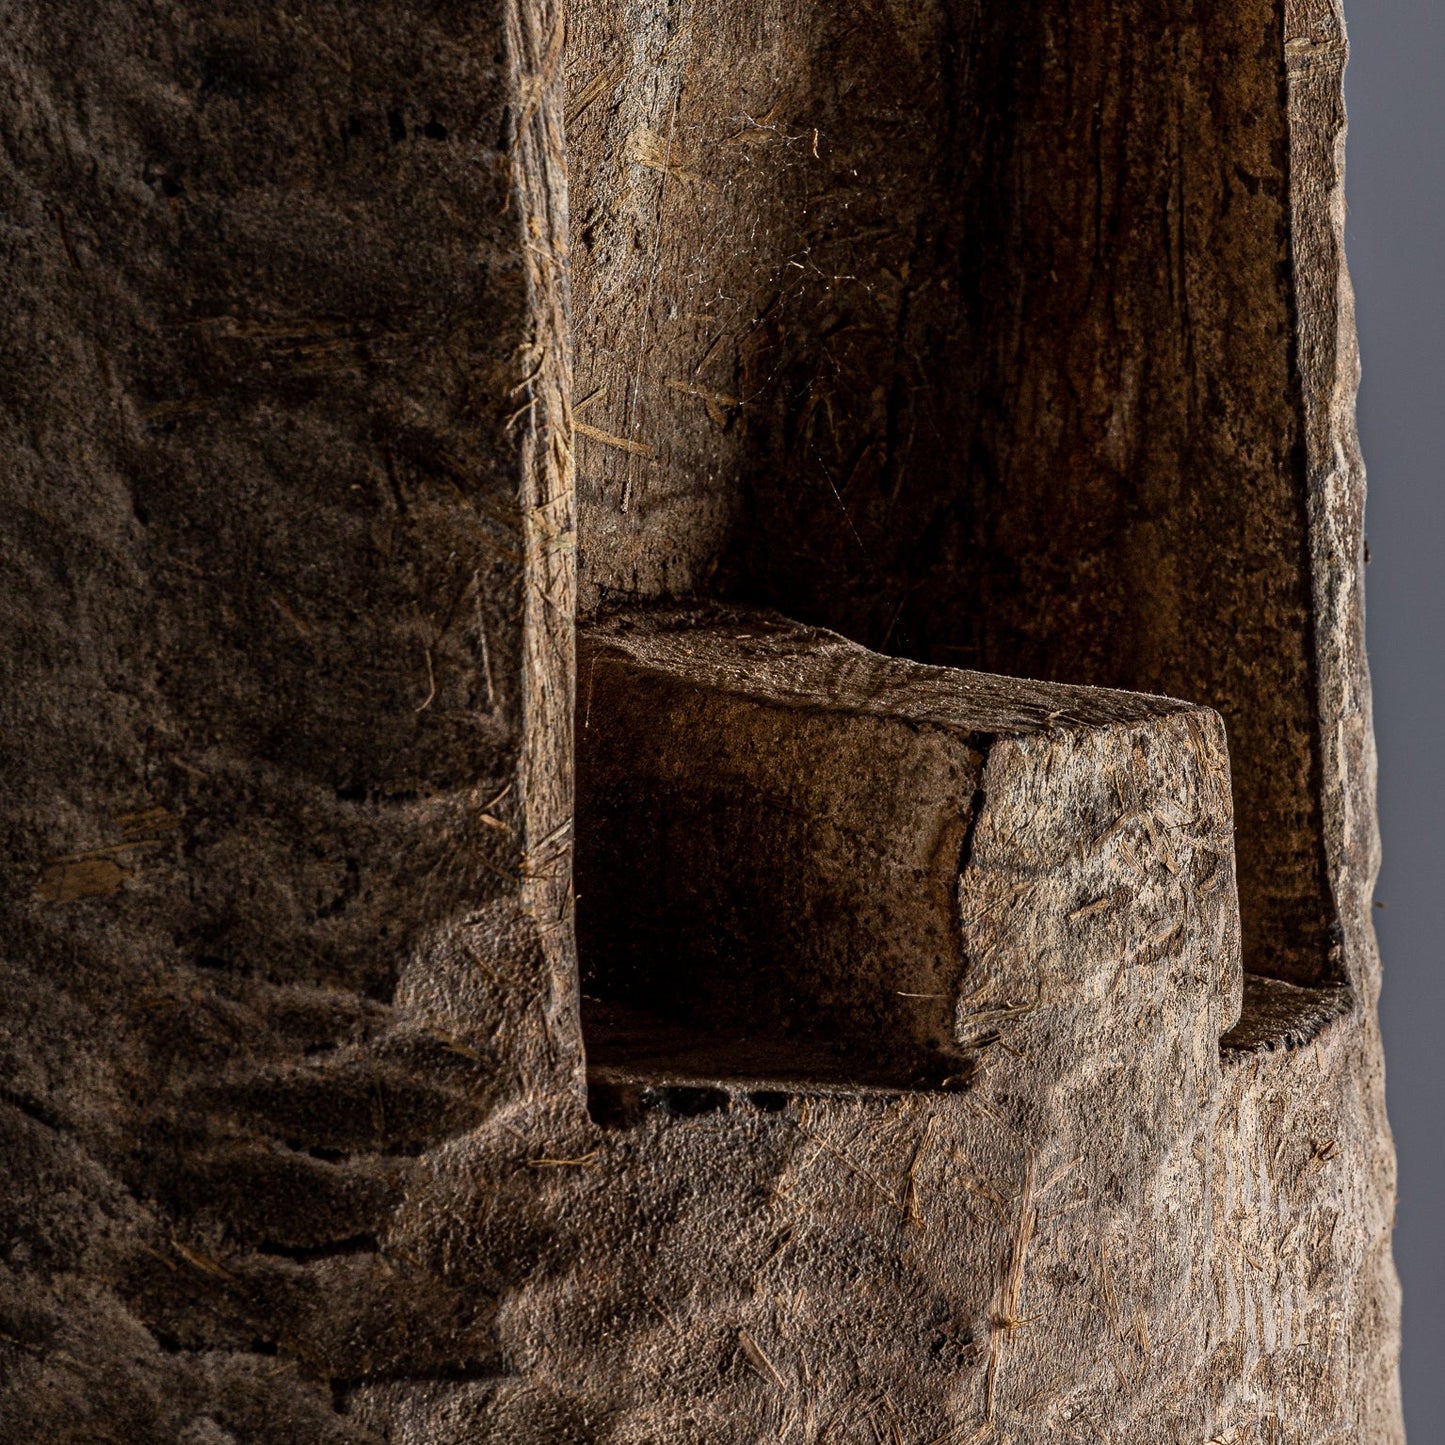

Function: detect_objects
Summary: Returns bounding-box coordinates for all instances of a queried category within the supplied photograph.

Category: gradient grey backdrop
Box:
[1343,2,1443,1433]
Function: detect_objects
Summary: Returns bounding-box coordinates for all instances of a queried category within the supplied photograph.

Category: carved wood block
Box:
[0,0,1403,1434]
[556,608,1248,1440]
[579,604,1240,1081]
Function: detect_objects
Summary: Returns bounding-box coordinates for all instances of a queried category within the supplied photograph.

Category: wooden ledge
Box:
[577,604,1244,1095]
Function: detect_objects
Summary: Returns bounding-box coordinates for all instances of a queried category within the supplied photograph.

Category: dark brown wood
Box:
[0,1,575,1435]
[568,0,1331,996]
[0,0,1401,1439]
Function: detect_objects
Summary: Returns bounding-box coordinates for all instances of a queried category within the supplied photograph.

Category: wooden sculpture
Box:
[0,0,1401,1439]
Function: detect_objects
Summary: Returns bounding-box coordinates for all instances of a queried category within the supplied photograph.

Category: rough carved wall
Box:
[0,1,580,1436]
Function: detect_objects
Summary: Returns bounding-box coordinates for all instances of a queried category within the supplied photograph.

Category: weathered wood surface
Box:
[578,605,1240,1086]
[0,0,1401,1439]
[563,0,1402,1433]
[564,606,1391,1443]
[0,2,580,1437]
[567,0,1332,996]
[566,604,1244,1439]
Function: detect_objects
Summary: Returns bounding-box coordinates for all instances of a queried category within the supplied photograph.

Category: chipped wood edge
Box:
[1284,1,1403,1435]
[507,0,582,1087]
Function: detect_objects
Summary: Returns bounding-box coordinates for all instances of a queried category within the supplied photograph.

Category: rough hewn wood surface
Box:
[0,0,1401,1439]
[567,0,1332,994]
[0,2,580,1437]
[578,605,1239,1088]
[566,606,1393,1443]
[563,0,1402,1434]
[566,605,1244,1440]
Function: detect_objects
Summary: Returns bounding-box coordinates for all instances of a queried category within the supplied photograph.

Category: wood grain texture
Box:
[577,605,1239,1087]
[0,2,579,1436]
[0,0,1401,1437]
[567,0,1332,994]
[562,0,1401,1435]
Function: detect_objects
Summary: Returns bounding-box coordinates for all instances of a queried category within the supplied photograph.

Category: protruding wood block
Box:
[577,605,1242,1090]
[568,605,1248,1440]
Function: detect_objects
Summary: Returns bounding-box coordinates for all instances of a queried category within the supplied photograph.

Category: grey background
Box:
[1343,1,1443,1433]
